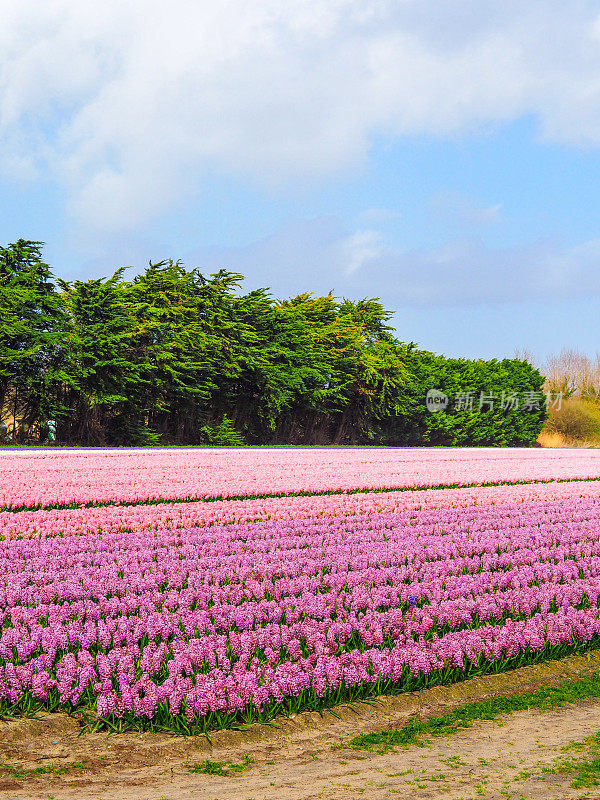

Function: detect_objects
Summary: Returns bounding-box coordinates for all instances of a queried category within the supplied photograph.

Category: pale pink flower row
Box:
[1,448,600,507]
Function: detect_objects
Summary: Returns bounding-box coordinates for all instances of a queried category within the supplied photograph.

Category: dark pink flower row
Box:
[1,495,600,722]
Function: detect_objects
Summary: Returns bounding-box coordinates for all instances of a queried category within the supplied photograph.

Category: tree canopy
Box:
[0,240,547,446]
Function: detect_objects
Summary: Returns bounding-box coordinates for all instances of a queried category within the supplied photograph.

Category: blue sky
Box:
[2,1,600,363]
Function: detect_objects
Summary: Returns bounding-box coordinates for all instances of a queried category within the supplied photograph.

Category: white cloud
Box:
[341,229,383,275]
[3,1,600,230]
[349,235,600,306]
[185,217,600,306]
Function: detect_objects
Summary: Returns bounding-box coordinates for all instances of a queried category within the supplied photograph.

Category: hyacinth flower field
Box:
[2,448,600,736]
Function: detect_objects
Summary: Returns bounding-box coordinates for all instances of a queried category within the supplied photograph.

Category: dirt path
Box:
[3,653,600,800]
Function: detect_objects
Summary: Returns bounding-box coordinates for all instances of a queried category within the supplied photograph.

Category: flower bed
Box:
[2,447,600,510]
[3,478,600,540]
[2,491,600,732]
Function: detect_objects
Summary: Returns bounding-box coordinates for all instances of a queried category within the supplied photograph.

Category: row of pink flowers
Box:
[2,448,600,508]
[1,494,600,723]
[3,478,600,540]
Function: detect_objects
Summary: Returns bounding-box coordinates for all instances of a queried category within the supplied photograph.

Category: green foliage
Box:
[200,415,246,446]
[0,240,547,447]
[378,346,547,447]
[56,268,147,445]
[0,240,67,440]
[0,759,87,778]
[349,670,600,752]
[543,736,600,788]
[188,755,254,776]
[188,759,230,776]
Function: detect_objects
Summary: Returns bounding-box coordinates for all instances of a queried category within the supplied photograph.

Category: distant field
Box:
[2,446,600,509]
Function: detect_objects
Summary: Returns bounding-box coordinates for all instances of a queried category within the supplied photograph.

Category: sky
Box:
[2,0,600,362]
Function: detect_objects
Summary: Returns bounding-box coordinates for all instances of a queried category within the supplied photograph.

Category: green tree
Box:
[326,298,407,444]
[131,262,247,443]
[0,239,548,448]
[57,269,147,444]
[0,240,66,440]
[379,349,547,447]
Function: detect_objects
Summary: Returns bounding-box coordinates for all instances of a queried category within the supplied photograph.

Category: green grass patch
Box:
[188,754,254,776]
[541,731,600,789]
[555,755,600,788]
[348,670,600,752]
[0,760,87,779]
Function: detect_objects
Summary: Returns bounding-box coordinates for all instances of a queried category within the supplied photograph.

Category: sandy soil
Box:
[3,653,600,800]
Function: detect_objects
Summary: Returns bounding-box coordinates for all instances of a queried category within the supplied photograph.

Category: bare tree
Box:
[514,347,537,367]
[543,348,600,401]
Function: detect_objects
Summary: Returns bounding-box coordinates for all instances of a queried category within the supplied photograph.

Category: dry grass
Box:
[539,397,600,448]
[517,348,600,448]
[537,431,598,448]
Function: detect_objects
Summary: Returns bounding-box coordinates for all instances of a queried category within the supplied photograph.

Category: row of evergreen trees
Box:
[0,239,547,446]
